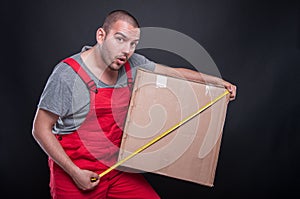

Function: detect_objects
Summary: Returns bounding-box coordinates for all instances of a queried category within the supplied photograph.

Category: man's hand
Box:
[71,168,100,191]
[222,81,237,101]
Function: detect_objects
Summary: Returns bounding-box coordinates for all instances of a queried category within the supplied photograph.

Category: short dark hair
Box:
[102,10,140,33]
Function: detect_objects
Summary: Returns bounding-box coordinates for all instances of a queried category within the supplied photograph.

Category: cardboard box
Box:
[118,68,229,186]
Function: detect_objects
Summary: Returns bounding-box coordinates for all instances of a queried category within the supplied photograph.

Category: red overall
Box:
[48,58,160,199]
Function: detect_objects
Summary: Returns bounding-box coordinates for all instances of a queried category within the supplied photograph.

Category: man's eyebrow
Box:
[115,32,139,42]
[115,32,127,38]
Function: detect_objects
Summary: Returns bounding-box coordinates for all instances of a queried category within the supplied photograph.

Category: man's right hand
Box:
[71,168,100,191]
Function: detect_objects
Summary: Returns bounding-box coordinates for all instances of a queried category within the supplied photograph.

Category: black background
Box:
[1,0,299,198]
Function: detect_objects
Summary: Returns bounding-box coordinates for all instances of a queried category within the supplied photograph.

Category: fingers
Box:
[228,85,237,101]
[86,172,100,188]
[224,83,237,101]
[72,169,100,191]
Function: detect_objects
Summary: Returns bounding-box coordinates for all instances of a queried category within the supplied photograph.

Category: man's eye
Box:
[131,42,137,48]
[117,37,124,42]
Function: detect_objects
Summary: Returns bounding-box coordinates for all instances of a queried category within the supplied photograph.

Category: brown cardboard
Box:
[118,68,229,187]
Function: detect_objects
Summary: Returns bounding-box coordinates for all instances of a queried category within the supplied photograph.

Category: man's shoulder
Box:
[129,53,152,66]
[51,53,82,77]
[130,52,149,60]
[128,53,156,72]
[51,61,76,79]
[46,58,82,89]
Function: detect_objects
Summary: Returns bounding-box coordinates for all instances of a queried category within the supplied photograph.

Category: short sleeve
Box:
[38,63,73,117]
[129,53,156,71]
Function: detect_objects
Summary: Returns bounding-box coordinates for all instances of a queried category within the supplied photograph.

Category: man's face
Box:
[100,20,140,71]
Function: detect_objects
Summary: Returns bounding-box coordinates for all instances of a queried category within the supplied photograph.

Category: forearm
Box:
[154,64,225,86]
[32,129,80,175]
[32,109,80,176]
[154,64,237,101]
[32,109,100,189]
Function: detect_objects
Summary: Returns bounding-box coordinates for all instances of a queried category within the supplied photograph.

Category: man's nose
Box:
[122,43,132,55]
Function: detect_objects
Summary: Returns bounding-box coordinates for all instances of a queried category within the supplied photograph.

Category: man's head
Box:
[102,10,140,34]
[96,10,140,71]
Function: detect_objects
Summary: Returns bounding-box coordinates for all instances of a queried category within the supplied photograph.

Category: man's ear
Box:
[96,28,106,43]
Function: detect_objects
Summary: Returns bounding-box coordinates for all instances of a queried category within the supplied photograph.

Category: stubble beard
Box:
[107,62,122,71]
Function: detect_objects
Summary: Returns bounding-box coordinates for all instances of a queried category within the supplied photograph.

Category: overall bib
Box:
[48,58,160,199]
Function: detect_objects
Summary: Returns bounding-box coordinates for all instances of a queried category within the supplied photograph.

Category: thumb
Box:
[90,173,100,183]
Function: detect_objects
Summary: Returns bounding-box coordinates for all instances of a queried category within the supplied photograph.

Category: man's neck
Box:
[81,46,118,85]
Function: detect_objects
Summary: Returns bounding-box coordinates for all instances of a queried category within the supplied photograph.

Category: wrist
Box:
[62,161,81,177]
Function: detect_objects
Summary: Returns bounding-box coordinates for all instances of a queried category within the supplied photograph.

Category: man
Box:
[32,10,236,199]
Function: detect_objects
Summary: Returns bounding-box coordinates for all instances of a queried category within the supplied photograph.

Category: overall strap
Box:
[124,61,133,90]
[63,57,98,93]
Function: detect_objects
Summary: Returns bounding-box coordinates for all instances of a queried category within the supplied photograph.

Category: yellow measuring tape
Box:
[91,90,229,182]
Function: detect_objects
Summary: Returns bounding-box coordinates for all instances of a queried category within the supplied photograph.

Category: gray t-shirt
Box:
[38,47,156,134]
